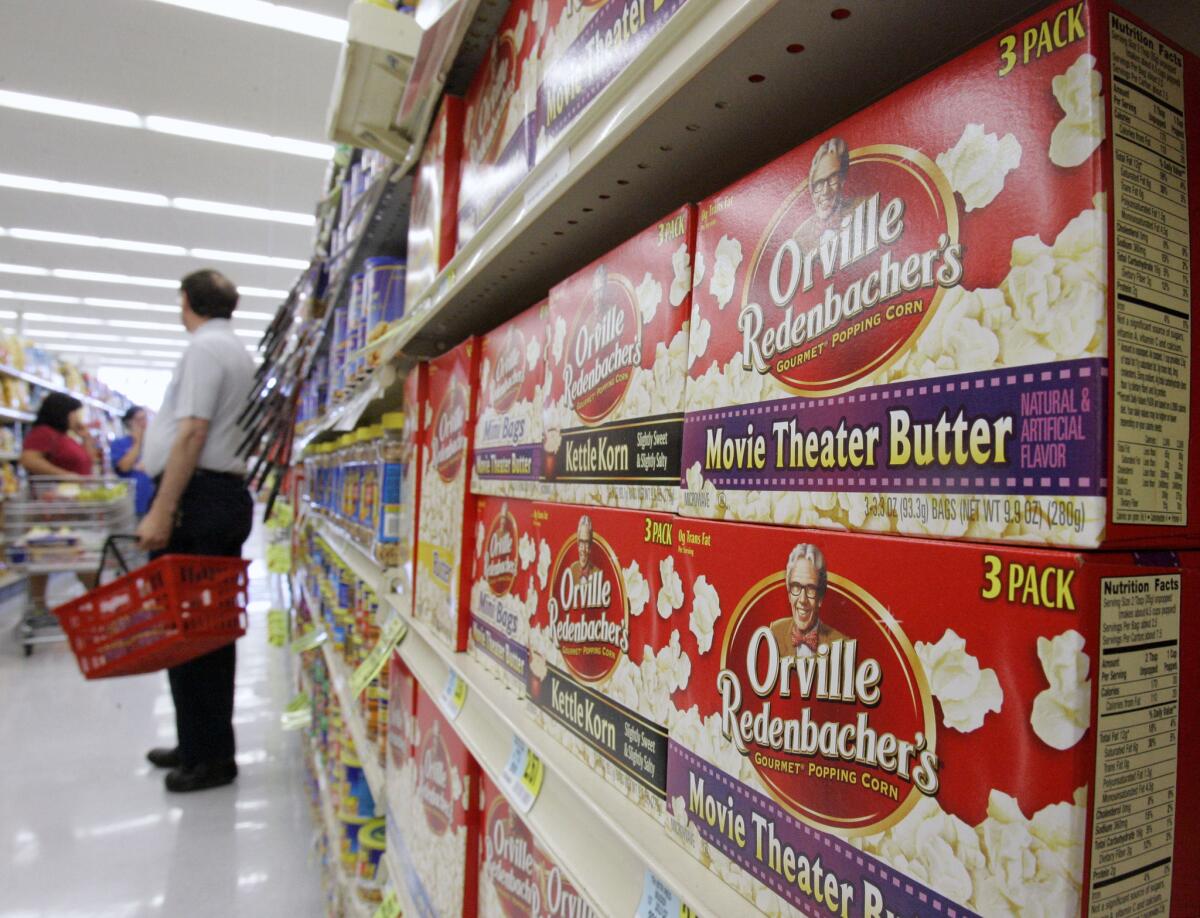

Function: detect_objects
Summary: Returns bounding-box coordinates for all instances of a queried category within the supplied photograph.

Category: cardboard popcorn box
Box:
[457,0,539,250]
[660,515,1198,917]
[467,495,539,696]
[681,0,1199,549]
[407,95,465,308]
[542,205,695,512]
[478,772,600,918]
[525,500,686,821]
[472,301,550,499]
[390,362,429,614]
[415,340,481,650]
[384,651,419,828]
[533,0,692,164]
[392,681,482,918]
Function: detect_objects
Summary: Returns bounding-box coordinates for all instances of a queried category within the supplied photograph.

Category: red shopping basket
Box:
[53,536,250,679]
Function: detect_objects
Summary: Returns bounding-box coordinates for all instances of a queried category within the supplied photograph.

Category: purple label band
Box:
[459,114,536,237]
[667,742,980,918]
[683,357,1108,496]
[536,0,691,145]
[473,443,543,481]
[470,614,528,684]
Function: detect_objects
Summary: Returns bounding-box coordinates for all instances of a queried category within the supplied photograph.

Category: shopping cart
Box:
[53,535,250,679]
[3,476,136,656]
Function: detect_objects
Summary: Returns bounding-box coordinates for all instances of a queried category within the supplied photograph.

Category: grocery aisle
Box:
[0,520,325,918]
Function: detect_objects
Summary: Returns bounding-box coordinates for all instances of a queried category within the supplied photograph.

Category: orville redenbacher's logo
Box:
[716,542,938,835]
[417,723,455,835]
[483,795,540,918]
[432,384,468,482]
[483,504,519,596]
[546,514,629,684]
[738,138,961,393]
[562,264,642,424]
[490,328,526,415]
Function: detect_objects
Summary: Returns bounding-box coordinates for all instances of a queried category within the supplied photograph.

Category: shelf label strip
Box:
[501,736,544,815]
[438,667,468,721]
[635,870,698,918]
[280,693,312,731]
[350,615,408,697]
[291,627,328,654]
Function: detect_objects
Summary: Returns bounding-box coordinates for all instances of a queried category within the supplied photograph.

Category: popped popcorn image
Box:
[472,301,550,499]
[663,513,1197,917]
[1050,53,1106,167]
[936,122,1022,211]
[414,340,480,650]
[623,559,650,617]
[469,496,538,696]
[657,556,684,620]
[681,0,1200,550]
[1031,629,1090,750]
[915,628,1004,732]
[543,206,695,511]
[688,575,721,654]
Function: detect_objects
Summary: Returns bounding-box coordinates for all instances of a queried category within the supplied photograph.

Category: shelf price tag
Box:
[439,668,467,721]
[635,870,698,918]
[350,615,407,697]
[267,609,288,648]
[290,627,327,654]
[371,890,401,918]
[280,693,312,731]
[501,736,545,815]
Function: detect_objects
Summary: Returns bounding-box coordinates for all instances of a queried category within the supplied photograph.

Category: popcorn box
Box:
[467,495,539,696]
[397,362,429,613]
[384,651,419,826]
[533,0,691,164]
[406,95,465,308]
[526,500,686,821]
[457,0,539,251]
[392,681,482,918]
[415,340,481,650]
[662,515,1198,917]
[681,0,1199,549]
[543,205,695,511]
[478,772,600,918]
[472,300,550,499]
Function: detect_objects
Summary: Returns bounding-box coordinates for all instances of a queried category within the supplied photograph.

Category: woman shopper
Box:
[19,392,97,611]
[110,405,155,518]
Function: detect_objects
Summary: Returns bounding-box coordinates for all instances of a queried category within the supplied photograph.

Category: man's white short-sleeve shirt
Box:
[143,318,256,478]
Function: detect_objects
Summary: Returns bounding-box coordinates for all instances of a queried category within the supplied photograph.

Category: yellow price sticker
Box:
[290,627,327,654]
[438,668,468,720]
[350,616,407,697]
[280,693,312,731]
[501,737,544,814]
[372,890,401,918]
[267,609,288,648]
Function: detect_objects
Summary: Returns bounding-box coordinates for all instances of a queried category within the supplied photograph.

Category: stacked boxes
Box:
[397,363,428,607]
[467,496,539,696]
[680,0,1198,550]
[457,0,540,250]
[472,301,550,499]
[525,501,685,820]
[662,518,1197,917]
[414,340,481,649]
[542,206,696,511]
[389,681,481,918]
[478,773,599,917]
[406,96,464,309]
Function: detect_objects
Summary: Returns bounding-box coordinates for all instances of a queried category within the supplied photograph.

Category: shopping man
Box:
[138,269,256,793]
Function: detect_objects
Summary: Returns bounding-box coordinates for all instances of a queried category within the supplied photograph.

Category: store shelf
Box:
[0,364,123,416]
[309,516,394,597]
[319,638,387,817]
[377,594,750,916]
[310,747,378,918]
[0,406,35,424]
[293,358,403,453]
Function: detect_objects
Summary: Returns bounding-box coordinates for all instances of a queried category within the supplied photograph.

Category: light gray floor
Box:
[0,530,327,917]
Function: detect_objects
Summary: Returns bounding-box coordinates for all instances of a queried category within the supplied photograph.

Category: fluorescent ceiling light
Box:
[40,343,157,355]
[8,227,186,256]
[239,286,287,299]
[138,350,185,359]
[0,172,312,226]
[190,248,307,270]
[53,269,178,289]
[0,91,332,160]
[84,297,180,315]
[23,312,106,326]
[144,116,331,159]
[0,263,50,277]
[146,0,346,42]
[238,311,274,321]
[107,320,182,331]
[122,336,188,347]
[5,225,306,268]
[0,290,80,304]
[27,329,124,342]
[169,198,313,227]
[0,89,141,128]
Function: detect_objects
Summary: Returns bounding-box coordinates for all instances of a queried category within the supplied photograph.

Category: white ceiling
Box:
[0,0,347,366]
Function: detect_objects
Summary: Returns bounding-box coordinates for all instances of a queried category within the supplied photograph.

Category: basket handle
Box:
[99,535,141,579]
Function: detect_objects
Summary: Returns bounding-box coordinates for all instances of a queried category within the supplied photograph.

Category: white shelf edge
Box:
[319,638,387,818]
[310,745,378,918]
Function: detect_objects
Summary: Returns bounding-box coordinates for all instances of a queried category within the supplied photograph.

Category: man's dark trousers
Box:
[158,470,254,768]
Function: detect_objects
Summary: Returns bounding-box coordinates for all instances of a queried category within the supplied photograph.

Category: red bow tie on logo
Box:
[792,626,821,652]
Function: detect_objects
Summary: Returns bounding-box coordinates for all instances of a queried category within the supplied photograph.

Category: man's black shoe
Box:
[146,747,181,769]
[164,760,238,793]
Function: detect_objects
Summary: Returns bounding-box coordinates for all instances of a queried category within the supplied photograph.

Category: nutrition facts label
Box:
[1109,15,1191,527]
[1089,574,1181,916]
